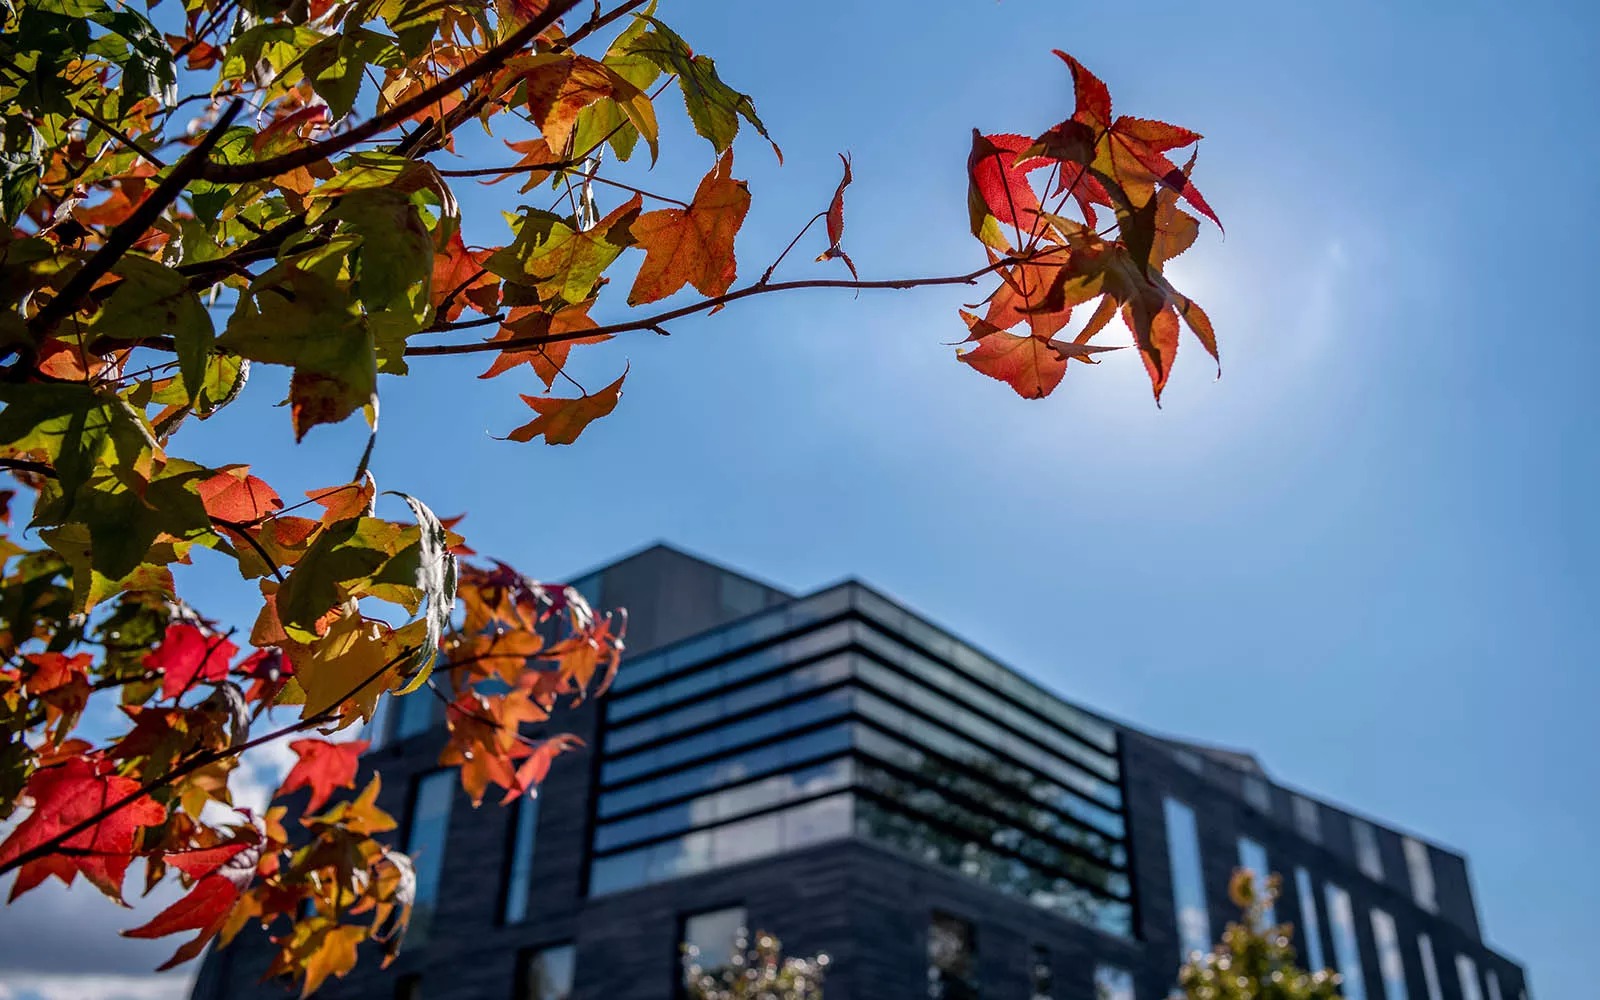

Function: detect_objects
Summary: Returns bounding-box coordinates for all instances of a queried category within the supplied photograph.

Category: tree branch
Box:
[25,101,246,342]
[0,644,417,881]
[196,0,584,185]
[408,255,1038,359]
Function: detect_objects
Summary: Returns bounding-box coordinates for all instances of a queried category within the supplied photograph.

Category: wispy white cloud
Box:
[0,972,193,1000]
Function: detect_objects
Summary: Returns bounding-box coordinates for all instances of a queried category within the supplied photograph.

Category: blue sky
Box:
[2,1,1596,998]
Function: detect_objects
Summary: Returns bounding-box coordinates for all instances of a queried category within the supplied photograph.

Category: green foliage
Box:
[683,929,828,1000]
[1178,872,1345,1000]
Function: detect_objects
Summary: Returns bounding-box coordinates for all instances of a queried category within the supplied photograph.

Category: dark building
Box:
[192,544,1531,1000]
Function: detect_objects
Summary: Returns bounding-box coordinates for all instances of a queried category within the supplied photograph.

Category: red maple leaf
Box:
[0,756,166,902]
[1045,51,1221,231]
[198,465,284,524]
[121,872,241,969]
[146,623,240,701]
[498,733,583,805]
[276,739,368,814]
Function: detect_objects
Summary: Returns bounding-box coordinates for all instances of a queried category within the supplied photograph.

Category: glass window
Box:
[1352,818,1384,881]
[1295,868,1327,971]
[1456,955,1484,1000]
[393,689,442,741]
[719,572,768,617]
[1237,838,1275,928]
[1371,909,1409,1000]
[503,793,539,924]
[1402,837,1438,913]
[405,771,455,947]
[1164,797,1211,961]
[927,911,977,1000]
[1094,965,1135,1000]
[682,907,747,990]
[1486,971,1504,1000]
[1293,796,1322,844]
[522,943,576,1000]
[1324,883,1367,1000]
[1174,749,1205,774]
[1029,944,1052,1000]
[1417,934,1444,1000]
[1242,775,1272,813]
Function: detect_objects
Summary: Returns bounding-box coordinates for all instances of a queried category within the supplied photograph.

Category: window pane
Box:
[523,943,576,1000]
[1402,837,1438,913]
[683,907,747,988]
[1094,965,1135,1000]
[393,689,441,741]
[1417,934,1444,1000]
[1352,818,1384,881]
[1237,838,1275,928]
[1164,797,1210,961]
[1486,971,1504,1000]
[1293,796,1322,843]
[1324,883,1367,1000]
[1242,776,1272,813]
[406,771,455,946]
[503,794,539,924]
[1456,955,1484,1000]
[1370,909,1409,1000]
[927,911,977,1000]
[1294,868,1327,972]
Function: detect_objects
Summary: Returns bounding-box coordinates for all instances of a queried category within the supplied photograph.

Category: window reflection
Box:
[927,911,977,1000]
[1417,934,1444,1000]
[522,943,576,1000]
[392,688,443,742]
[1242,775,1272,813]
[405,771,455,947]
[503,793,539,924]
[1371,909,1409,1000]
[1403,837,1438,914]
[1486,971,1503,1000]
[682,907,748,992]
[1351,817,1384,881]
[1164,797,1210,961]
[1293,796,1322,844]
[1324,883,1367,1000]
[1237,838,1274,928]
[1294,867,1327,972]
[855,798,1132,937]
[1455,955,1484,1000]
[589,795,853,897]
[1094,965,1135,1000]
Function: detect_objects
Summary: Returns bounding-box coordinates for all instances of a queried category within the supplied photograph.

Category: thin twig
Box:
[25,101,246,341]
[196,0,584,184]
[409,255,1039,359]
[759,211,827,286]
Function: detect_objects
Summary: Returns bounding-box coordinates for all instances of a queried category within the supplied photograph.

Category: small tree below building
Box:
[683,929,829,1000]
[1177,871,1344,1000]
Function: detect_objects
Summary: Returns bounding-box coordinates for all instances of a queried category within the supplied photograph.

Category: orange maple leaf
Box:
[477,301,609,386]
[501,367,626,445]
[431,231,500,322]
[956,311,1121,399]
[628,151,750,305]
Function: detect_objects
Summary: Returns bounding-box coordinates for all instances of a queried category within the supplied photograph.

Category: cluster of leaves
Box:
[961,52,1221,402]
[0,0,1221,990]
[1178,871,1345,1000]
[0,472,622,993]
[683,928,829,1000]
